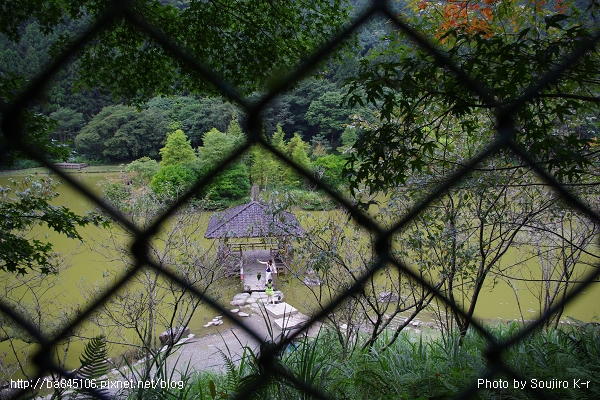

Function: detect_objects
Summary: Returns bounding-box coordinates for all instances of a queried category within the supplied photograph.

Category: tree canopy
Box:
[0,0,351,168]
[197,128,240,169]
[150,163,197,200]
[305,91,349,148]
[344,0,600,195]
[0,0,350,103]
[74,104,169,162]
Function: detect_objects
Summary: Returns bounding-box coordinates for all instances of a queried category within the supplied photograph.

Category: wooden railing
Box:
[53,162,88,170]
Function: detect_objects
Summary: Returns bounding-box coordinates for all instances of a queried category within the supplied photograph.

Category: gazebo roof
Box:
[204,201,305,239]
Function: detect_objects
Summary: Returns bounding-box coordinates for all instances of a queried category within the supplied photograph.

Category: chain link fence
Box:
[1,0,599,398]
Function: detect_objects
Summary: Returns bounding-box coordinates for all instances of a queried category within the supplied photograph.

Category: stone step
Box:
[273,313,308,331]
[265,302,298,318]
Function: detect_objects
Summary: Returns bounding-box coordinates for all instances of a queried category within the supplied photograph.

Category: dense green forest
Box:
[0,0,390,207]
[0,0,384,153]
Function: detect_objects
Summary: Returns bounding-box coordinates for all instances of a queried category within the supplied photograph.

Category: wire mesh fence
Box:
[1,0,599,398]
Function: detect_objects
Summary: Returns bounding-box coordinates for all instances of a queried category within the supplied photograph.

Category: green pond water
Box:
[0,172,239,378]
[1,171,599,379]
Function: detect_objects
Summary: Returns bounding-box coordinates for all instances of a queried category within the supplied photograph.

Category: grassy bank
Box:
[0,164,125,176]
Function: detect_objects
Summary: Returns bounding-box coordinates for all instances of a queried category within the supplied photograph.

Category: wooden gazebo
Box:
[205,201,305,291]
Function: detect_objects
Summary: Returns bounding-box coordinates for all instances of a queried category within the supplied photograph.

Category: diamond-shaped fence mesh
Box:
[1,0,599,398]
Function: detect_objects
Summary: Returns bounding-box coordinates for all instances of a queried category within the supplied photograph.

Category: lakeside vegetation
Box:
[178,323,600,399]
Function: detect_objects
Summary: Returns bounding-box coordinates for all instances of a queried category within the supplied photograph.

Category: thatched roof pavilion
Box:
[205,201,304,239]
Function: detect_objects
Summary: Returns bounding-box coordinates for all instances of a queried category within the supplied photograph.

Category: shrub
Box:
[277,189,337,210]
[126,156,160,183]
[4,158,43,170]
[189,324,600,399]
[312,154,347,189]
[203,162,251,202]
[150,164,197,200]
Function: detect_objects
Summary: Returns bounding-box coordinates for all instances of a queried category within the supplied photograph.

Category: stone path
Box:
[164,301,319,376]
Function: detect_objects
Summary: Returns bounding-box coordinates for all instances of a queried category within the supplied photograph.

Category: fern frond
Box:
[76,335,109,399]
[217,347,240,394]
[79,334,109,380]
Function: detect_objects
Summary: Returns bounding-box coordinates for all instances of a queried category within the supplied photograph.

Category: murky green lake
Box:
[1,171,599,380]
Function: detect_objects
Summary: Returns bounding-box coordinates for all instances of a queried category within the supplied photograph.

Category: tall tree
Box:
[197,128,237,169]
[305,91,349,148]
[284,133,312,187]
[281,78,339,138]
[249,124,289,189]
[196,115,245,169]
[48,108,84,144]
[270,124,287,153]
[159,129,196,166]
[170,96,240,148]
[195,121,250,202]
[151,163,197,200]
[226,114,243,138]
[126,156,160,184]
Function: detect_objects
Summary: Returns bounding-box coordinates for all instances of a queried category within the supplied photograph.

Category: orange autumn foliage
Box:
[419,0,569,40]
[432,0,499,39]
[554,0,567,13]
